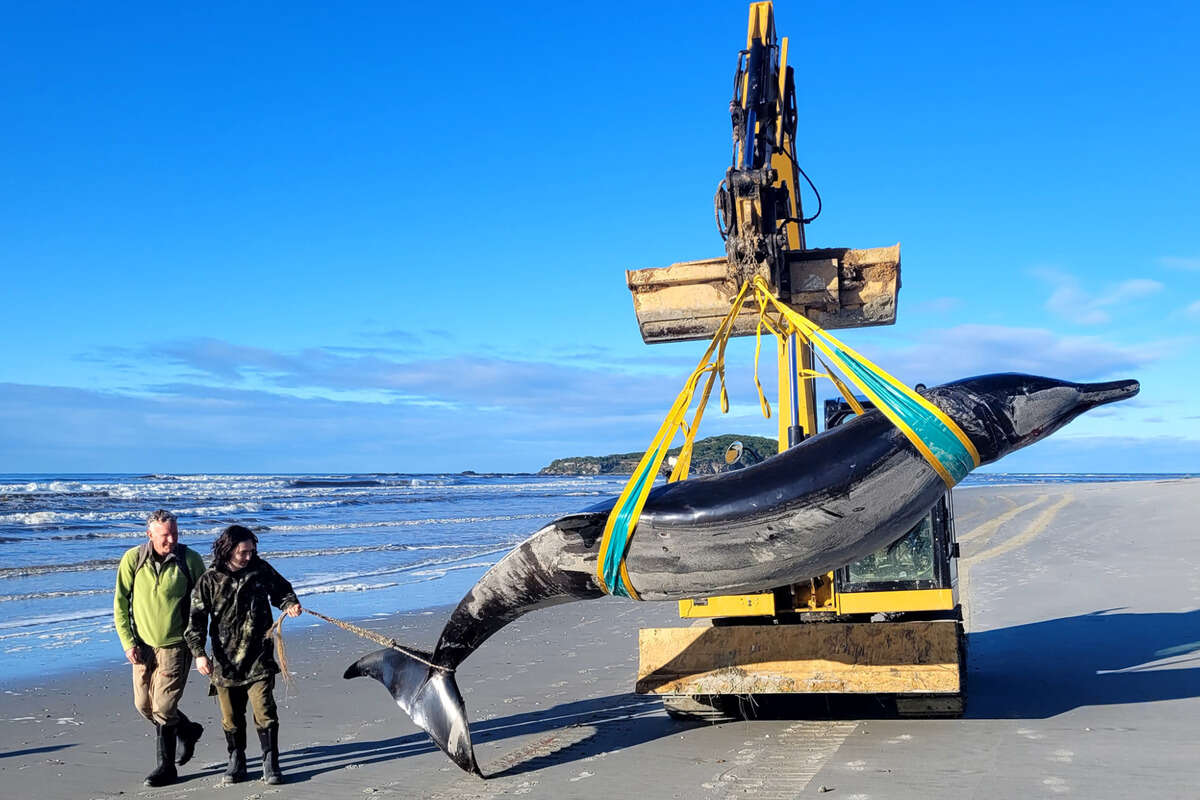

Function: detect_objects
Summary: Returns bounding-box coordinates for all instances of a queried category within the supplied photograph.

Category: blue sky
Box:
[2,1,1197,474]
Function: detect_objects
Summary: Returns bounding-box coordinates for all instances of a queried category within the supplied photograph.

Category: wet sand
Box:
[2,479,1198,799]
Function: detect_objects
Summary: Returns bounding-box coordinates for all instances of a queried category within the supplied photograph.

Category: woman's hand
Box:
[286,603,302,618]
[195,655,213,676]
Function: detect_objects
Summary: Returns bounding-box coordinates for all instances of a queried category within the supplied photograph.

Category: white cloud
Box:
[125,339,688,417]
[1034,268,1163,325]
[0,380,672,473]
[1036,268,1166,326]
[19,320,1175,473]
[3,379,1187,474]
[1185,300,1200,319]
[857,323,1158,387]
[1160,256,1200,271]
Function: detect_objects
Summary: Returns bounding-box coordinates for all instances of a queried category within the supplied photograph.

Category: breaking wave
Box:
[0,498,353,527]
[0,535,525,579]
[0,471,623,680]
[266,512,556,533]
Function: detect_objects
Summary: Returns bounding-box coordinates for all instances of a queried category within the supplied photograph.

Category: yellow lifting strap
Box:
[748,276,980,487]
[595,282,752,599]
[596,277,980,599]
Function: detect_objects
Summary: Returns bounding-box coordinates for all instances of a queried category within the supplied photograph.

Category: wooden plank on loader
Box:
[636,620,962,695]
[626,244,900,344]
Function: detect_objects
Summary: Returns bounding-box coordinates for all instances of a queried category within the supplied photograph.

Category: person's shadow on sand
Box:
[0,744,75,759]
[966,607,1200,718]
[277,693,675,781]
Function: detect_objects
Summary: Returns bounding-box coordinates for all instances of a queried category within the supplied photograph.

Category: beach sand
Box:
[2,479,1198,799]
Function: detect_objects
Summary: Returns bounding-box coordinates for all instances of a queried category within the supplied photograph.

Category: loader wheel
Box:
[662,694,740,723]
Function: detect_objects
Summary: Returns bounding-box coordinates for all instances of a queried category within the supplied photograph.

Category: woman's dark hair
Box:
[212,524,259,569]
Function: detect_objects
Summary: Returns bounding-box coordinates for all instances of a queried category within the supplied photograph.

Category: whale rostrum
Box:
[344,373,1139,775]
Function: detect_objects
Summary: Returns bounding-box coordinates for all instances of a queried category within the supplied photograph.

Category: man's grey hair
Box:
[146,509,178,530]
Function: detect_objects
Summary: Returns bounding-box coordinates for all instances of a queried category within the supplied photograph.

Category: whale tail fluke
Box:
[344,647,481,776]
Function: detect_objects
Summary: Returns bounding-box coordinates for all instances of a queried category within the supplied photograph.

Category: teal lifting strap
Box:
[835,347,975,484]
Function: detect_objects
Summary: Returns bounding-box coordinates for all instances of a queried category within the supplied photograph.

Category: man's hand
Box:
[286,603,302,618]
[125,646,142,666]
[195,655,213,676]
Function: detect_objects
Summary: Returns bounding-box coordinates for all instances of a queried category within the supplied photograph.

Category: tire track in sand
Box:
[959,493,1072,628]
[425,724,596,799]
[956,496,1049,547]
[699,720,858,799]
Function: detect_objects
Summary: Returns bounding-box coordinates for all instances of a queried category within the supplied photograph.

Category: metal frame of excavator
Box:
[629,1,964,720]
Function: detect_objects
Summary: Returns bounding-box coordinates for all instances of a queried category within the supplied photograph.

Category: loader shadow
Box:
[277,693,674,782]
[964,607,1200,718]
[635,608,1200,722]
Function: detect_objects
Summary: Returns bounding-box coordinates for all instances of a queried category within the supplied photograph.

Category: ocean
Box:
[0,471,1193,684]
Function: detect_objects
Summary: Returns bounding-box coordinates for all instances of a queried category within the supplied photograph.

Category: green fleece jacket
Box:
[113,543,206,651]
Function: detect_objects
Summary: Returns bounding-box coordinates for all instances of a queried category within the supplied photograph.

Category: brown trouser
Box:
[132,643,191,726]
[214,677,278,734]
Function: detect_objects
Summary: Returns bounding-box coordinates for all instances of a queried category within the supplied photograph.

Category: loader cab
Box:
[677,396,961,621]
[825,397,961,620]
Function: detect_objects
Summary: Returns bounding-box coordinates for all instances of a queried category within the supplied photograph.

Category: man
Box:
[113,509,207,787]
[186,524,302,785]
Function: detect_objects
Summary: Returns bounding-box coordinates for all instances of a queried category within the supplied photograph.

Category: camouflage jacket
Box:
[184,557,298,688]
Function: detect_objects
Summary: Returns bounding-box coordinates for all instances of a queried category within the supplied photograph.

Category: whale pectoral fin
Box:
[345,648,481,776]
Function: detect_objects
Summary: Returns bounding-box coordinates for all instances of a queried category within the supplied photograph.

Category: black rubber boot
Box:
[144,723,179,787]
[223,728,247,783]
[175,713,203,766]
[257,724,283,785]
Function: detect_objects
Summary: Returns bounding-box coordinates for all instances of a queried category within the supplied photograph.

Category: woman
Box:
[184,525,301,784]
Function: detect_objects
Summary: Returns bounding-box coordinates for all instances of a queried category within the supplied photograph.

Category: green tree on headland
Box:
[539,434,779,476]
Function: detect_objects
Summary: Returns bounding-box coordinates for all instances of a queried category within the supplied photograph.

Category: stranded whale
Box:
[345,373,1138,774]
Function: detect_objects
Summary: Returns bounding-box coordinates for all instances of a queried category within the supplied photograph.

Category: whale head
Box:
[925,373,1139,466]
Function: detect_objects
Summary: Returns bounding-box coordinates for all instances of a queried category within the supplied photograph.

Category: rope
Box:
[264,608,452,684]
